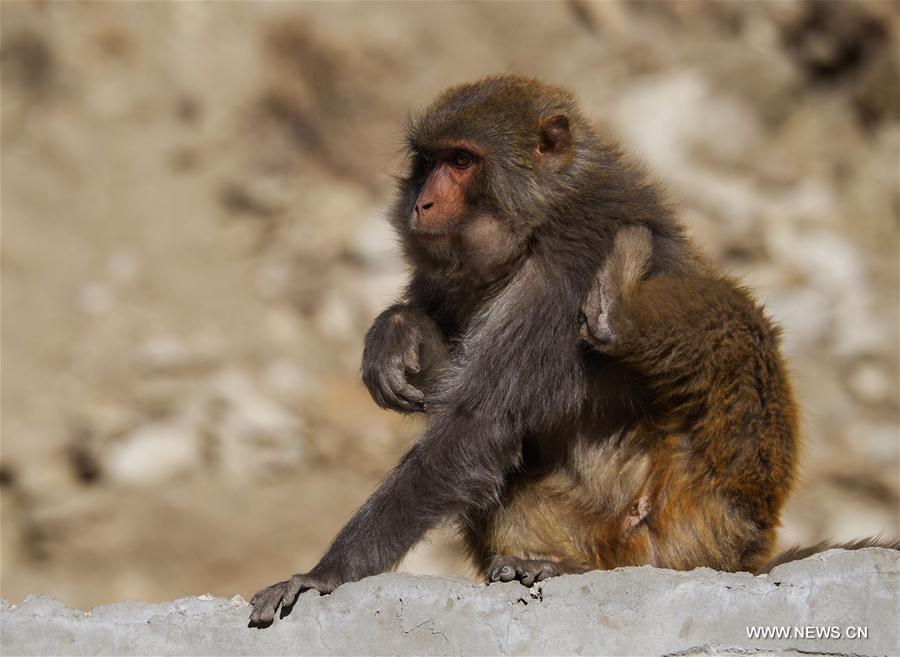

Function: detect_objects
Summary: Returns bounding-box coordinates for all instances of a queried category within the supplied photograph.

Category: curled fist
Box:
[362,305,448,413]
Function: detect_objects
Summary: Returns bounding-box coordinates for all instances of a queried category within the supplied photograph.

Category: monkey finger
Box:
[402,340,422,375]
[250,580,284,608]
[372,372,405,410]
[385,371,426,411]
[390,394,425,414]
[580,318,596,340]
[282,573,309,604]
[581,293,602,333]
[369,386,391,411]
[493,565,516,582]
[249,591,281,624]
[395,381,425,406]
[250,604,274,624]
[534,563,560,582]
[385,366,411,391]
[363,370,390,408]
[379,387,421,414]
[519,569,537,587]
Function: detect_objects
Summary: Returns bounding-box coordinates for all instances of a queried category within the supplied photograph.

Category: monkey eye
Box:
[451,150,474,168]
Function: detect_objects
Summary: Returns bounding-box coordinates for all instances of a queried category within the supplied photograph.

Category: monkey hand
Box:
[580,270,616,352]
[249,571,340,625]
[581,225,653,353]
[362,306,447,413]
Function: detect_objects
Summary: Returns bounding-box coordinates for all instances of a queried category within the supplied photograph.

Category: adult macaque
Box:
[249,75,891,625]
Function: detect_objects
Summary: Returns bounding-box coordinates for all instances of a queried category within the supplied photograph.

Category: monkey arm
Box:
[248,410,512,624]
[582,227,783,411]
[250,263,586,624]
[361,303,449,413]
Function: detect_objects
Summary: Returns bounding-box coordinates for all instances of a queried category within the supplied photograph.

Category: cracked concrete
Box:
[1,549,897,656]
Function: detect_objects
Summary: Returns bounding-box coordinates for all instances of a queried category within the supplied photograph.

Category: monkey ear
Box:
[538,115,571,157]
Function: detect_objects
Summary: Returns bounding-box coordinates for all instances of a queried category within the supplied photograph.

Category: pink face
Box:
[410,148,479,235]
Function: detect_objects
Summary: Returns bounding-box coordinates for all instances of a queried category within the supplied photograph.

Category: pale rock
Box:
[349,212,400,268]
[356,271,407,320]
[315,290,358,342]
[107,249,140,286]
[106,421,201,486]
[767,224,888,357]
[262,359,314,404]
[262,307,305,346]
[209,369,306,480]
[136,333,221,372]
[136,335,193,371]
[846,361,894,406]
[255,258,292,301]
[1,550,897,656]
[613,70,761,170]
[849,422,900,462]
[77,282,114,316]
[761,285,831,359]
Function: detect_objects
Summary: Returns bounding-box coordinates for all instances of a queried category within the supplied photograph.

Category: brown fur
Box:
[760,537,900,572]
[467,225,800,576]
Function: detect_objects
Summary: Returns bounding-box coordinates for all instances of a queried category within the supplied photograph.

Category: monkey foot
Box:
[487,555,560,587]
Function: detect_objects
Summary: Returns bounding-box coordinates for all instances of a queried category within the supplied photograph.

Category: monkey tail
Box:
[756,536,900,574]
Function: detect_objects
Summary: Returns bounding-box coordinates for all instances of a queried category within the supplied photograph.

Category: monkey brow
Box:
[405,138,436,158]
[409,139,485,159]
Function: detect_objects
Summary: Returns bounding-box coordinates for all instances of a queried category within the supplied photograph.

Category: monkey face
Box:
[393,75,579,275]
[409,146,481,236]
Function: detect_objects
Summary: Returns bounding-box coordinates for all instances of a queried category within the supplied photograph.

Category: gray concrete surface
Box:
[1,548,897,656]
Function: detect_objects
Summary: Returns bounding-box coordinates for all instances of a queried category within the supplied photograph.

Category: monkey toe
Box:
[249,582,285,624]
[487,556,561,587]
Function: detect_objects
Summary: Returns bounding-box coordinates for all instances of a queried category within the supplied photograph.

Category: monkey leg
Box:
[462,467,621,584]
[474,429,771,576]
[646,475,775,572]
[464,424,783,584]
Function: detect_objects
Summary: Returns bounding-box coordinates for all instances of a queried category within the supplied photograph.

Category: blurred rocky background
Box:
[1,1,897,610]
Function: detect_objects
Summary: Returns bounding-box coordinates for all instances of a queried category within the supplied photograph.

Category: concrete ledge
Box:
[1,549,897,656]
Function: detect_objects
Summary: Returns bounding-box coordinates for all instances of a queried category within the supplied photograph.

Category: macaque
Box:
[249,75,892,625]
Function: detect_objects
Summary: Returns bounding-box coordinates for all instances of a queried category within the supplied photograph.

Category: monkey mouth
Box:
[412,228,452,239]
[409,216,455,238]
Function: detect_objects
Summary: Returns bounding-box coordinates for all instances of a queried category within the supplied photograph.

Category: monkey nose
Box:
[415,201,434,215]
